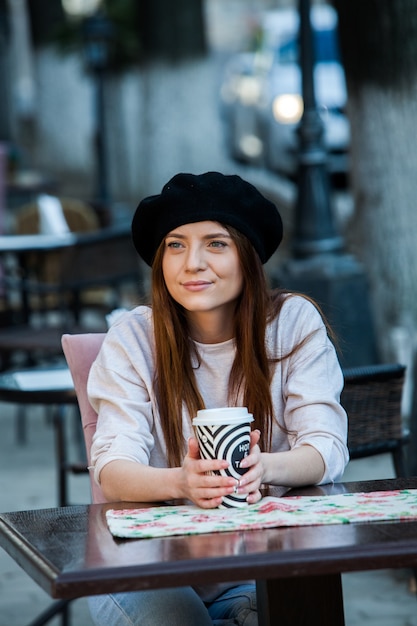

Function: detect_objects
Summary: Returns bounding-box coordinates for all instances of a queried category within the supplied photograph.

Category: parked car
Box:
[219,4,349,177]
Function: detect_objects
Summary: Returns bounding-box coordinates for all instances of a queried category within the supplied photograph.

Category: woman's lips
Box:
[182,281,212,291]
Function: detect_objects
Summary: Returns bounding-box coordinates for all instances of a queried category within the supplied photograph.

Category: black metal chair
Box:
[342,363,408,477]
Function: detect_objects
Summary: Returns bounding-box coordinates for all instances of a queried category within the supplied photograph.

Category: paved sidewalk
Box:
[0,402,417,625]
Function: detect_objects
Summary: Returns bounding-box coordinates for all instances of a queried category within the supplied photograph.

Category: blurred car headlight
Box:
[272,94,304,124]
[239,135,263,158]
[237,76,263,106]
[221,76,262,106]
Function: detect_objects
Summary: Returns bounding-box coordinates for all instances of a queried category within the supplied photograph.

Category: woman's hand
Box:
[100,432,266,507]
[181,430,265,508]
[236,429,263,504]
[181,437,238,508]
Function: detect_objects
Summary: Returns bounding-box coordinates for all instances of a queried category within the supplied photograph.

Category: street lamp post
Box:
[293,0,343,258]
[82,11,113,224]
[274,0,378,367]
[62,1,113,225]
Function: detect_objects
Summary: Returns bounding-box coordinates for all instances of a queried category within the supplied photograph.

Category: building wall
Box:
[6,0,300,205]
[30,49,237,204]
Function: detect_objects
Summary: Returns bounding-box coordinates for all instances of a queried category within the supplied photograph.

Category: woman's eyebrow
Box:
[204,232,232,239]
[165,232,186,239]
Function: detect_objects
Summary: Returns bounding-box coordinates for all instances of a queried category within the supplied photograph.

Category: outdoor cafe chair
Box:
[0,224,142,372]
[0,197,98,371]
[341,362,409,477]
[61,332,106,504]
[14,196,100,236]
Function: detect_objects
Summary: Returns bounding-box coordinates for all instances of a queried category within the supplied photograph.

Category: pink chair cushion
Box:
[62,332,107,503]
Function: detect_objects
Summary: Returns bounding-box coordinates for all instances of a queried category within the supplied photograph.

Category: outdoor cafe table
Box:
[2,477,417,626]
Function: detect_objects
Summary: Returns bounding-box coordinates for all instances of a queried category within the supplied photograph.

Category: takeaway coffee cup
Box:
[192,407,254,508]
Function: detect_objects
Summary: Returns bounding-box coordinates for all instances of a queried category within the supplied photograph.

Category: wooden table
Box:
[1,478,417,626]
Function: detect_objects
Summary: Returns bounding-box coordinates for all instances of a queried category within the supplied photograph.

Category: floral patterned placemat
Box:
[106,489,417,539]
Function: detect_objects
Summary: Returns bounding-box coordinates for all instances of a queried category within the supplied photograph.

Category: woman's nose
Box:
[185,245,206,271]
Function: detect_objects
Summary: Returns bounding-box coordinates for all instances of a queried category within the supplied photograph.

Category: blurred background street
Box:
[1,0,417,624]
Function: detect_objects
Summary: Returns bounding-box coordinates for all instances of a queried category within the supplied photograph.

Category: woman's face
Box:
[162,221,244,317]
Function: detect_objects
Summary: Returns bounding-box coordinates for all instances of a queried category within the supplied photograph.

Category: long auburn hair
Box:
[151,225,320,468]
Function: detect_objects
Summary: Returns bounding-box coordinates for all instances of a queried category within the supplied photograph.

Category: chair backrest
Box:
[341,363,408,475]
[15,197,100,234]
[15,197,99,285]
[61,332,107,503]
[60,224,142,292]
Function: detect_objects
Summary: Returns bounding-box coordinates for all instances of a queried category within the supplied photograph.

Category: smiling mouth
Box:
[182,281,212,290]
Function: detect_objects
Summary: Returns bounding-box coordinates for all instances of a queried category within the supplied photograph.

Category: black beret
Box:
[131,171,283,266]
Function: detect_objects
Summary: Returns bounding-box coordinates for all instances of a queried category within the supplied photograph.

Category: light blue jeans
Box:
[88,583,257,625]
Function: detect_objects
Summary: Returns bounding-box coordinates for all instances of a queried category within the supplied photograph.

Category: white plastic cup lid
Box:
[193,407,253,426]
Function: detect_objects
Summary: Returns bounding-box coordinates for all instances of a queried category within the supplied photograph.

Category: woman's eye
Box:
[209,240,227,248]
[166,241,183,249]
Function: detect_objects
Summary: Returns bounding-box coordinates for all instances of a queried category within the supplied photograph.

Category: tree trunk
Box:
[138,0,207,61]
[333,0,417,474]
[334,0,417,358]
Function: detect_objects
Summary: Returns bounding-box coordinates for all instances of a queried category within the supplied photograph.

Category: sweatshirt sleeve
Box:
[87,308,162,486]
[275,295,349,483]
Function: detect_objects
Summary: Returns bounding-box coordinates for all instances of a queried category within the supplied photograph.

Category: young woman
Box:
[87,171,348,626]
